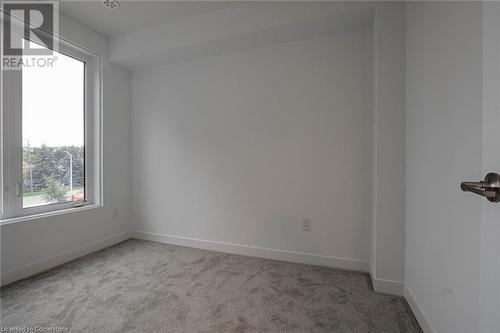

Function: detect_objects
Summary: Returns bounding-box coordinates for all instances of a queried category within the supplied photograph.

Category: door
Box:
[405,2,500,332]
[458,3,500,332]
[478,2,500,332]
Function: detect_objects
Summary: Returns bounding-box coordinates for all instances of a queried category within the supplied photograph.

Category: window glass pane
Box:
[22,42,85,208]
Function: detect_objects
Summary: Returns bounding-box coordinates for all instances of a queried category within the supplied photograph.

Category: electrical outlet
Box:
[112,208,119,219]
[302,218,312,231]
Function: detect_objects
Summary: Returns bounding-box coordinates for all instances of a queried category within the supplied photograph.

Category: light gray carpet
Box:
[1,239,422,332]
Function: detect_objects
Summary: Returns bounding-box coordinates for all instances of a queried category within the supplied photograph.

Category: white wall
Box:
[0,15,132,285]
[370,2,405,295]
[131,29,373,270]
[405,2,484,332]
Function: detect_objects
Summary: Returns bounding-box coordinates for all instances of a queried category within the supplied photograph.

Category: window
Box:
[22,42,85,208]
[1,37,102,221]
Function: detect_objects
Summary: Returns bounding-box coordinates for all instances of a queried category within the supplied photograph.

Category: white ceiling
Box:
[60,1,236,37]
[60,1,375,70]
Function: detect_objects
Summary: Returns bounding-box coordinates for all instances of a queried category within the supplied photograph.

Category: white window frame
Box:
[0,36,103,223]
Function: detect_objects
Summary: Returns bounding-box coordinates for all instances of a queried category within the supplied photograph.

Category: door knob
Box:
[461,173,500,203]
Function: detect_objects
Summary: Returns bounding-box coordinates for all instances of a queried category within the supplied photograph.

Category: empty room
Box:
[1,1,499,332]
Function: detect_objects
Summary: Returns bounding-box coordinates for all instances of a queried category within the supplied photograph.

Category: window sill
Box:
[0,204,103,226]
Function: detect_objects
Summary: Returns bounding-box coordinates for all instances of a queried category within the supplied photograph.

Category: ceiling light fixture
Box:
[103,0,120,10]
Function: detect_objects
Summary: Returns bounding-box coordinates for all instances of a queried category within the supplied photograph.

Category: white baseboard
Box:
[131,230,369,272]
[369,270,404,296]
[404,286,436,333]
[1,231,132,286]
